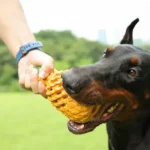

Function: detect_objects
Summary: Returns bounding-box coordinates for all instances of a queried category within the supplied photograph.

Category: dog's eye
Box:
[127,69,137,77]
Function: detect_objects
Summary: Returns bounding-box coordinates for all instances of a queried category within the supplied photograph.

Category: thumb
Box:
[27,50,54,79]
[39,57,54,79]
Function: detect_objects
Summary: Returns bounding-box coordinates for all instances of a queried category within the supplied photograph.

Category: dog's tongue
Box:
[67,120,101,134]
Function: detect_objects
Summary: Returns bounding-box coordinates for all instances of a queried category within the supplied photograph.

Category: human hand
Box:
[18,50,54,97]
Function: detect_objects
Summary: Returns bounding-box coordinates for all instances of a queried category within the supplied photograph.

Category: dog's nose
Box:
[62,71,81,95]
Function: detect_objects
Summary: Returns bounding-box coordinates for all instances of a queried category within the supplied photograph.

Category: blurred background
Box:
[0,0,150,149]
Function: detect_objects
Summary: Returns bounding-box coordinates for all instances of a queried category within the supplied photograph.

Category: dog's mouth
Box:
[67,102,124,134]
[63,80,139,134]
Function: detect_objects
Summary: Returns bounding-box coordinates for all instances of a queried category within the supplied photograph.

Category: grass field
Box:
[0,93,108,150]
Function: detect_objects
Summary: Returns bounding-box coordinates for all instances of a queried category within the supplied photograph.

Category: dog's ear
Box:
[120,18,139,44]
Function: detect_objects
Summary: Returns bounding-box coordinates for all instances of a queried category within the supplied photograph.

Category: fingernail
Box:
[39,70,46,78]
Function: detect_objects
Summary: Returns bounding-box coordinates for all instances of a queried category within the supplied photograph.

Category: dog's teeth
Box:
[107,107,114,113]
[103,113,108,117]
[107,103,120,113]
[108,106,115,112]
[78,124,84,130]
[115,102,119,107]
[107,102,120,114]
[74,124,84,130]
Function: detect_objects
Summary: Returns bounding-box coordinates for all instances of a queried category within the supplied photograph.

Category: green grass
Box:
[0,93,108,150]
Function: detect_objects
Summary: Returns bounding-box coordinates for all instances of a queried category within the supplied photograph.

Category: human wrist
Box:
[0,28,36,57]
[15,41,43,64]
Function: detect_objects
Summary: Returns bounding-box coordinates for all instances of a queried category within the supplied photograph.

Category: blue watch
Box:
[16,41,43,64]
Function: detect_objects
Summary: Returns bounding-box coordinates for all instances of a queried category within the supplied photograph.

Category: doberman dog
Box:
[62,18,150,150]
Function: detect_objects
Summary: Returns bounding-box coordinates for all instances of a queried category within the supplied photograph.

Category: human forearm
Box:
[0,0,54,96]
[0,0,35,57]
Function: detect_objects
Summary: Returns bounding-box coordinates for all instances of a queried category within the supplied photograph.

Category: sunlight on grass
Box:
[0,93,108,150]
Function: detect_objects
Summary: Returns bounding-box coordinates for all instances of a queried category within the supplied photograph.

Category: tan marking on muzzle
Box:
[76,80,139,121]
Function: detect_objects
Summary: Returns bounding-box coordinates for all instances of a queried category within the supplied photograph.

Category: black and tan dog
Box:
[62,18,150,150]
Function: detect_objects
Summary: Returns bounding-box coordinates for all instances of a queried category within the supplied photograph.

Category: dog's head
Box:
[62,18,150,134]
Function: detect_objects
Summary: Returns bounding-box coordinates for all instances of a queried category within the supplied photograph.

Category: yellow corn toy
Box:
[40,70,100,123]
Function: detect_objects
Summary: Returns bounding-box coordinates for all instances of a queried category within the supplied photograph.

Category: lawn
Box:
[0,93,108,150]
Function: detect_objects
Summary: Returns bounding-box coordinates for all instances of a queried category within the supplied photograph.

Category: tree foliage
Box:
[1,29,148,92]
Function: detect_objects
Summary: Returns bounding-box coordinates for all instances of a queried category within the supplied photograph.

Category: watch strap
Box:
[16,41,43,64]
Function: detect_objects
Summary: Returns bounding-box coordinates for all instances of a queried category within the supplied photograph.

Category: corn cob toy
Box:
[40,70,100,123]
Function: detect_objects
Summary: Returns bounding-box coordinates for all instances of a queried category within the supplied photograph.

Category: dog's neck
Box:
[107,109,150,150]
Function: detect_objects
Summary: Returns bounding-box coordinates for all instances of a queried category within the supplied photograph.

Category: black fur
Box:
[62,18,150,150]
